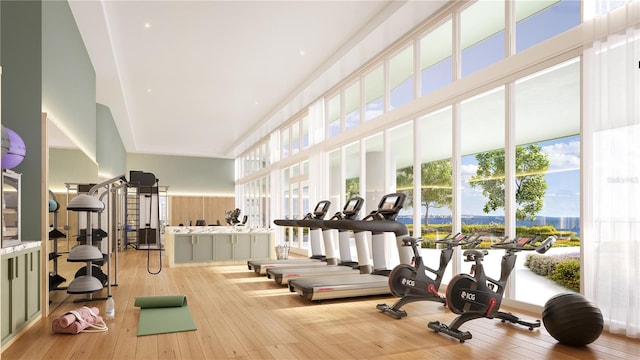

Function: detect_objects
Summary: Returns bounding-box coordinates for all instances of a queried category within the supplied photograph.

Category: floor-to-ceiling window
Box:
[234,0,607,315]
[364,133,384,214]
[460,87,506,283]
[345,141,361,203]
[513,59,581,305]
[389,121,414,229]
[279,162,311,252]
[328,149,342,215]
[418,107,454,283]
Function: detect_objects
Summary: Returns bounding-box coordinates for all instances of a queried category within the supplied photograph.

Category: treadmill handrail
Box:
[321,219,408,237]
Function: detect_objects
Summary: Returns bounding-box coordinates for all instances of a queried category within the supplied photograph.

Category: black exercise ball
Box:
[542,292,604,346]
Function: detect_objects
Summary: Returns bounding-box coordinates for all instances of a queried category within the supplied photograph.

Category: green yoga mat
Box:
[134,295,197,336]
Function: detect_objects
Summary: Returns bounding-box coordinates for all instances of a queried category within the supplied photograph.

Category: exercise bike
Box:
[428,234,556,342]
[377,232,482,319]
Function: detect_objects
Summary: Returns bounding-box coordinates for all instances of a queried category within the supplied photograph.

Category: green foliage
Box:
[420,160,453,223]
[554,237,581,247]
[550,259,580,292]
[345,177,360,202]
[413,224,580,251]
[470,144,550,221]
[395,160,453,225]
[525,253,580,292]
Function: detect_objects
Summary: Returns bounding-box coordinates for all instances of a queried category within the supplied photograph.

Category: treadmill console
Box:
[312,200,332,219]
[375,193,406,220]
[342,197,364,219]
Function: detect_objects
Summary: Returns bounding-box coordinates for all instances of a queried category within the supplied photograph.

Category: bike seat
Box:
[462,249,487,260]
[402,237,420,246]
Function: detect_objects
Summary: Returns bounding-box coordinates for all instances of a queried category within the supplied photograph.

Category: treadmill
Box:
[248,200,331,275]
[288,193,413,301]
[267,197,365,285]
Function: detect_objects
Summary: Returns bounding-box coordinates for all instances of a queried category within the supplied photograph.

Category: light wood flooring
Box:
[2,249,640,360]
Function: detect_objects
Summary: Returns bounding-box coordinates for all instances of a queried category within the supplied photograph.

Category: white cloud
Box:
[542,140,580,172]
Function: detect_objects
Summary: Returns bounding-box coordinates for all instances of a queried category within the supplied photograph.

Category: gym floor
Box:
[3,249,639,359]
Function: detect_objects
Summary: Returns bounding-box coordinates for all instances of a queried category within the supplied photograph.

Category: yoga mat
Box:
[134,295,197,336]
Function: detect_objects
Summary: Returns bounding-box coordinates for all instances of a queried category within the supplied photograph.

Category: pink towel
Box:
[52,306,105,334]
[57,307,100,327]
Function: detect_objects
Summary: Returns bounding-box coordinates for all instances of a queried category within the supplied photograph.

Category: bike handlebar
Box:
[491,235,557,253]
[402,232,484,248]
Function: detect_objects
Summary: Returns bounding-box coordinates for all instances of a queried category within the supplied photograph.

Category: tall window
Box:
[345,141,361,202]
[362,133,383,214]
[345,80,361,130]
[460,0,505,77]
[327,94,341,138]
[420,19,453,96]
[419,107,454,283]
[301,114,310,149]
[328,149,342,216]
[389,45,414,110]
[516,0,581,53]
[461,86,505,240]
[364,65,384,121]
[282,162,310,251]
[291,121,300,155]
[281,128,290,159]
[513,59,580,305]
[389,121,414,223]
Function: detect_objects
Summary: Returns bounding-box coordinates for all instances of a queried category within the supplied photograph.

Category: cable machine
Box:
[124,170,161,250]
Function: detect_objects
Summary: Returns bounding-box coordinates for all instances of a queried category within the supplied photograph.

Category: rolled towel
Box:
[57,306,100,327]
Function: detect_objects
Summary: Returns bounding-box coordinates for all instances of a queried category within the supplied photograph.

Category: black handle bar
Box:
[401,232,483,248]
[491,235,556,253]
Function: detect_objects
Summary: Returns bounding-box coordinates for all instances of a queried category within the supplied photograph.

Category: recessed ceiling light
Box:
[146,88,152,93]
[144,22,151,29]
[299,50,306,56]
[254,101,259,105]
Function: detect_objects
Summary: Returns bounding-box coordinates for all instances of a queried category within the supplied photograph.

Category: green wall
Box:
[49,148,99,192]
[42,0,96,161]
[96,103,126,179]
[127,153,234,196]
[1,0,44,241]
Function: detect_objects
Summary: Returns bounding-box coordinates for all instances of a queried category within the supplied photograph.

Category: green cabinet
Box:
[251,233,272,259]
[234,233,252,260]
[214,234,233,261]
[1,245,41,347]
[171,231,273,265]
[173,234,214,262]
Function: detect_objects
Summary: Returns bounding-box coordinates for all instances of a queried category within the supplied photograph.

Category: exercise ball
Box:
[49,199,60,212]
[1,127,26,170]
[542,292,603,346]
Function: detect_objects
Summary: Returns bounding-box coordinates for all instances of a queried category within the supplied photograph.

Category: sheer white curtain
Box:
[583,0,640,338]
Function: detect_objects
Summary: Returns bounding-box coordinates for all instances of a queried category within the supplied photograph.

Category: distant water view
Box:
[396,215,580,236]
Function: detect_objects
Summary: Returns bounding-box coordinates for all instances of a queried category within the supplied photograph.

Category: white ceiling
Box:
[60,0,449,159]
